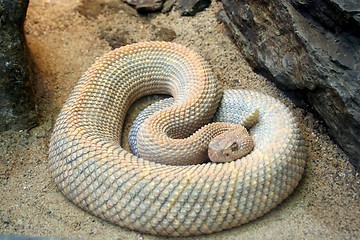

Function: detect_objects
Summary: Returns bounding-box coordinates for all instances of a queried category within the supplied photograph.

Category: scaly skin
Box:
[48,41,306,236]
[128,97,255,163]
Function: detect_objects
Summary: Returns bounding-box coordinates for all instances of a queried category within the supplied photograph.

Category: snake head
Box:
[208,126,254,163]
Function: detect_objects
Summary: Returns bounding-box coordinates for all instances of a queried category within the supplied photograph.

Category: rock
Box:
[121,0,210,15]
[221,0,360,167]
[178,0,211,16]
[136,0,163,12]
[123,0,164,12]
[0,0,37,133]
[162,0,176,13]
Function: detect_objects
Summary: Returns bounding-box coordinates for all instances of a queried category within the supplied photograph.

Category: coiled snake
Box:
[48,41,306,236]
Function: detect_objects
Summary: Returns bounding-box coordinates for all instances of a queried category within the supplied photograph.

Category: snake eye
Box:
[230,142,240,152]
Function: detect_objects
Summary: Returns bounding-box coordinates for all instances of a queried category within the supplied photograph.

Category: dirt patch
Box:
[0,0,359,239]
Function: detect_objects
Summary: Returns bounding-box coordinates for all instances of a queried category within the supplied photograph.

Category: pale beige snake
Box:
[48,41,306,236]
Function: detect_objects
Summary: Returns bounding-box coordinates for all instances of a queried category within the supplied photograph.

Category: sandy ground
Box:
[0,0,359,239]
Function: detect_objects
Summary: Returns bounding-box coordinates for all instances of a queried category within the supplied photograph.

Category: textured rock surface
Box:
[221,0,360,168]
[123,0,164,12]
[122,0,210,15]
[178,0,211,16]
[0,0,36,133]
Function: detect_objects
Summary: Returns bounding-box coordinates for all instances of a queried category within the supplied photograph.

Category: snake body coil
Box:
[49,42,306,236]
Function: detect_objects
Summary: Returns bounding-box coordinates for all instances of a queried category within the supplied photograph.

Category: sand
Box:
[0,0,359,239]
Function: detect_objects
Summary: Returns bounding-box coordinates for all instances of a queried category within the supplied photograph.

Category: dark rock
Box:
[221,0,360,167]
[123,0,164,12]
[121,0,210,15]
[0,0,37,133]
[162,0,176,13]
[136,0,163,12]
[178,0,211,16]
